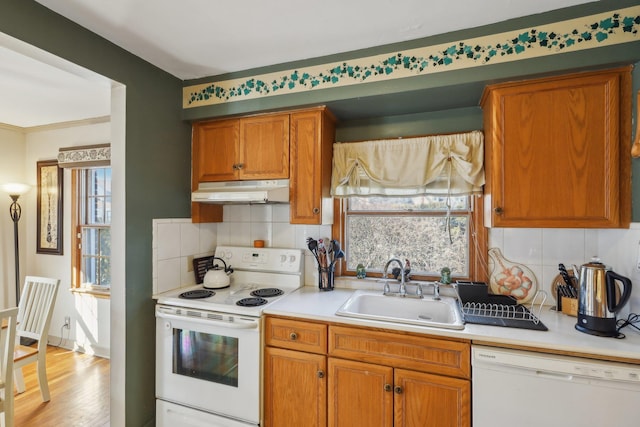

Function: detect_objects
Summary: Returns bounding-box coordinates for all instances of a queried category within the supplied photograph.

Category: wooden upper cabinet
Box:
[290,107,336,224]
[481,66,632,228]
[192,113,289,183]
[193,119,239,182]
[239,114,290,180]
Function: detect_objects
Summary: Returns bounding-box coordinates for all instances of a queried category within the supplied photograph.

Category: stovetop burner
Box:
[250,288,284,298]
[180,289,215,299]
[236,297,268,307]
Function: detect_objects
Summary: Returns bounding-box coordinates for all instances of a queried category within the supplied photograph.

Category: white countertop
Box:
[264,285,640,362]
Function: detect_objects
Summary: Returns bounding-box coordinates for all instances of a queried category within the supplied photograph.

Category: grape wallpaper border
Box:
[183,6,640,109]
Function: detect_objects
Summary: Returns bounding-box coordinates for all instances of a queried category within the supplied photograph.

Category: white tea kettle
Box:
[203,257,234,289]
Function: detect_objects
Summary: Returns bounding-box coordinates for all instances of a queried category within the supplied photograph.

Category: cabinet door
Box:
[328,358,393,427]
[192,119,239,182]
[482,67,631,228]
[263,347,327,427]
[239,114,290,180]
[290,108,335,224]
[394,369,470,427]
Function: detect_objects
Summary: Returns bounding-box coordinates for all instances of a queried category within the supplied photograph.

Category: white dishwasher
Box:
[472,345,640,427]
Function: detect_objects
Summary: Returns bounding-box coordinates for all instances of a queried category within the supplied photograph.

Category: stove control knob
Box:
[225,251,232,260]
[289,255,296,264]
[280,255,287,263]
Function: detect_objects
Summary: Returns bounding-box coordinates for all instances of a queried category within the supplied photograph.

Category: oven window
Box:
[173,328,239,387]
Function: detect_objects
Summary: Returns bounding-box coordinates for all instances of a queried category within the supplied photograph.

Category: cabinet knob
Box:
[232,163,239,170]
[237,163,244,170]
[494,207,504,215]
[394,386,403,394]
[384,384,392,392]
[312,208,320,215]
[289,332,298,341]
[317,370,325,379]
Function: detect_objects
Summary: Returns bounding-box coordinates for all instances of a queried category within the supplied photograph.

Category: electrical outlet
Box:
[64,316,71,329]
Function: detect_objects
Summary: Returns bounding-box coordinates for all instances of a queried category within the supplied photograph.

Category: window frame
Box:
[331,195,488,282]
[70,168,111,298]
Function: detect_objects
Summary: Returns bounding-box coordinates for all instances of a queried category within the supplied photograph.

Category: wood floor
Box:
[13,345,110,427]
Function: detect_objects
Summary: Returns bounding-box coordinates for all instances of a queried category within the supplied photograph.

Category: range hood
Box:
[192,179,290,204]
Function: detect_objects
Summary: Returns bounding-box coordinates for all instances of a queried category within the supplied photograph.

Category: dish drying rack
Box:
[460,291,548,329]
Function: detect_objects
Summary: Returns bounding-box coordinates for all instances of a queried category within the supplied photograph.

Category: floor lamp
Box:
[2,183,31,306]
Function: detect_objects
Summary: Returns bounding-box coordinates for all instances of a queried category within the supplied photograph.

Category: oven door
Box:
[156,304,261,425]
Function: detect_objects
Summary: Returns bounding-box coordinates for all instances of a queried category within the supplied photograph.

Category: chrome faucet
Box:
[383,258,406,296]
[432,282,441,300]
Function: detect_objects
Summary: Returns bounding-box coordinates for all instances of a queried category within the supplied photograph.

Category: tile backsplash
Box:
[152,205,332,294]
[153,206,640,316]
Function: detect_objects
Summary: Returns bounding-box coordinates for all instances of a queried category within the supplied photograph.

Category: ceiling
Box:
[1,0,596,128]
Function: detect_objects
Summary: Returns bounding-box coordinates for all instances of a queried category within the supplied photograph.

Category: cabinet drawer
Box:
[329,325,470,379]
[265,317,327,354]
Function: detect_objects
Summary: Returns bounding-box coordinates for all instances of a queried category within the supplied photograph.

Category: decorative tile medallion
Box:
[183,6,640,109]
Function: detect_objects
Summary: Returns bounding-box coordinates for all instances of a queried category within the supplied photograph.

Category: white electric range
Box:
[156,246,304,427]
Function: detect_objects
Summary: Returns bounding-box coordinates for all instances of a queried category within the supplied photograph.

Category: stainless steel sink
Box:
[335,290,464,329]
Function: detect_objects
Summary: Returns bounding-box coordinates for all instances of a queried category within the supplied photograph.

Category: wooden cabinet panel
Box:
[192,119,239,182]
[328,325,470,379]
[290,107,336,224]
[482,67,631,228]
[239,114,290,179]
[265,316,327,354]
[394,369,470,427]
[263,347,327,427]
[328,358,393,427]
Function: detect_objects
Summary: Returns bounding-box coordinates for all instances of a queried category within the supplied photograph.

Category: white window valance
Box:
[330,130,484,197]
[58,143,111,168]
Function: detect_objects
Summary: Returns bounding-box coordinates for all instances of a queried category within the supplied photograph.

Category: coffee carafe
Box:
[575,258,632,337]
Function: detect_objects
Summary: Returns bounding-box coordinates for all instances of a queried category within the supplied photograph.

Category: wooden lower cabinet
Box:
[328,358,393,427]
[263,346,327,427]
[394,368,470,427]
[264,316,470,427]
[327,358,470,427]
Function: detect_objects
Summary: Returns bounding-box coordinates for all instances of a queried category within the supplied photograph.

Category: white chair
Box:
[0,307,19,427]
[13,276,60,402]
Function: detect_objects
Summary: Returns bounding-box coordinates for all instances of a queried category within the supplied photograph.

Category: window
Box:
[339,195,486,281]
[72,168,112,294]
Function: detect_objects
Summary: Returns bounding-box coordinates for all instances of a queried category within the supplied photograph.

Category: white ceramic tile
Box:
[216,223,230,246]
[488,228,503,249]
[180,256,197,287]
[156,258,181,294]
[250,223,272,246]
[502,228,542,265]
[272,204,290,223]
[157,223,181,260]
[223,205,251,222]
[541,228,585,266]
[199,223,217,253]
[296,225,321,250]
[272,223,296,248]
[228,222,251,246]
[180,222,200,256]
[584,229,599,262]
[251,205,272,223]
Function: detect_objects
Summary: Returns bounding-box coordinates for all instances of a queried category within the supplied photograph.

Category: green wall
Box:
[1,1,191,425]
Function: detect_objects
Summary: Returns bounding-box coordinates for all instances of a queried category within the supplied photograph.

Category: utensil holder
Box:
[319,265,335,291]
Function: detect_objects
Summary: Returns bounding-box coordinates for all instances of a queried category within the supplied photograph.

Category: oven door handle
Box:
[157,310,259,329]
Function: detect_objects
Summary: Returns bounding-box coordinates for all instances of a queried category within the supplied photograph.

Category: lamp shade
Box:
[2,183,31,197]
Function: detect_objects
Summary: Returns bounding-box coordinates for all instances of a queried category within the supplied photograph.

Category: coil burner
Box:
[179,289,215,299]
[250,288,284,298]
[236,297,268,307]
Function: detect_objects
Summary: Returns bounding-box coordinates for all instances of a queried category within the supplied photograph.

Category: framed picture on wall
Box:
[36,159,63,255]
